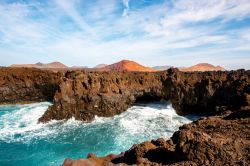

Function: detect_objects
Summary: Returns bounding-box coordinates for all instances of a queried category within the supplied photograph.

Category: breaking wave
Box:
[0,101,197,165]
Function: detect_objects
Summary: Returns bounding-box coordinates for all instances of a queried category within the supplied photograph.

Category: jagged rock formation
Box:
[63,108,250,166]
[0,67,62,104]
[39,68,250,123]
[0,67,249,165]
[39,70,164,122]
[0,67,249,123]
[114,109,250,166]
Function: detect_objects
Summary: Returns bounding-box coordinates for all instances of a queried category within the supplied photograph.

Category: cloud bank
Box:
[0,0,250,69]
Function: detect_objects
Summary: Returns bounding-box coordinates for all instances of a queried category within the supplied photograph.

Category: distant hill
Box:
[99,60,156,72]
[70,66,88,69]
[94,64,108,68]
[180,63,226,72]
[10,62,68,69]
[152,65,172,71]
[42,62,68,68]
[10,61,225,72]
[10,64,37,68]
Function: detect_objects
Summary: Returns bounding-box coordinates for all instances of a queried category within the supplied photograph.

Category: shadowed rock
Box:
[64,108,250,166]
[0,67,250,165]
[38,68,250,123]
[0,67,249,123]
[0,67,62,104]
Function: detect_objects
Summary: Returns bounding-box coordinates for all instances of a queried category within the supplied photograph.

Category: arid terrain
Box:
[9,60,226,72]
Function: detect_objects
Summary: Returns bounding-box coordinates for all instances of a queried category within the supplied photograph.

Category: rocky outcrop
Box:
[0,67,62,104]
[63,108,250,166]
[0,67,250,165]
[0,67,249,123]
[39,68,250,123]
[38,70,164,122]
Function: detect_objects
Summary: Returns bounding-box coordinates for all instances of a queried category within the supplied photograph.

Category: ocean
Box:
[0,101,195,166]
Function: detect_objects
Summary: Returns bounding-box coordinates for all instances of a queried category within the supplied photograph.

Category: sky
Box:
[0,0,250,69]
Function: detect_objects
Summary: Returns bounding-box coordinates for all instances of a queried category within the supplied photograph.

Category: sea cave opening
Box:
[132,94,172,111]
[134,94,165,104]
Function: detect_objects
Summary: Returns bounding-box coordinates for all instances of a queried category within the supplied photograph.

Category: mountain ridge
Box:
[10,61,68,69]
[180,63,226,72]
[98,60,156,72]
[10,61,226,72]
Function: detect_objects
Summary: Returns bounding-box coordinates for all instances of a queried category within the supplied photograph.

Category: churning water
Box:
[0,101,196,166]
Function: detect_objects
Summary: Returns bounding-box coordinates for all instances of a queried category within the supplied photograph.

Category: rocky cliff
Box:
[63,108,250,166]
[0,67,62,104]
[0,67,249,165]
[0,68,249,122]
[38,68,250,123]
[39,70,164,122]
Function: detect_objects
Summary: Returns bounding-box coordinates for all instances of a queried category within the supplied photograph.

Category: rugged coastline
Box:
[0,67,249,165]
[0,67,62,104]
[63,108,250,166]
[39,68,250,123]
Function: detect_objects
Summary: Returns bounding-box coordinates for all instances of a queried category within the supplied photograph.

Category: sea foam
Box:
[0,101,196,165]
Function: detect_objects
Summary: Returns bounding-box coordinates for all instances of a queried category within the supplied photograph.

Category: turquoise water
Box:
[0,101,195,166]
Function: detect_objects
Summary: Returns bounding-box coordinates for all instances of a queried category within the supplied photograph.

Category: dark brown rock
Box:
[0,67,62,104]
[1,68,249,123]
[38,69,250,122]
[0,67,250,165]
[65,108,250,166]
[39,71,165,122]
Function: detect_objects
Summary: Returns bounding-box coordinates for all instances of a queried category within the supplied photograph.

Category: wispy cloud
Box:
[122,0,130,16]
[0,0,250,69]
[53,0,96,37]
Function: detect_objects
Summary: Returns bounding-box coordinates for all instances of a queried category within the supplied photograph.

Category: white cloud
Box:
[0,0,249,69]
[123,0,129,8]
[53,0,96,37]
[0,3,44,43]
[122,0,130,16]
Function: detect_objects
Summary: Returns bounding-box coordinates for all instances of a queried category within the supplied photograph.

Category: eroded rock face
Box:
[0,67,62,104]
[39,68,250,123]
[39,71,165,122]
[0,67,249,123]
[0,67,250,165]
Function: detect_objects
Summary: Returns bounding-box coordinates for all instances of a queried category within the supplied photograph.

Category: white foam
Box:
[87,102,194,152]
[118,103,189,134]
[0,102,55,142]
[0,101,195,146]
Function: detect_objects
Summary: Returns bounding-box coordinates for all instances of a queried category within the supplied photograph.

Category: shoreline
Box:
[0,100,51,106]
[0,67,249,165]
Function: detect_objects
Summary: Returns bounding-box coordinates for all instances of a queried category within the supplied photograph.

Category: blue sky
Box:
[0,0,250,69]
